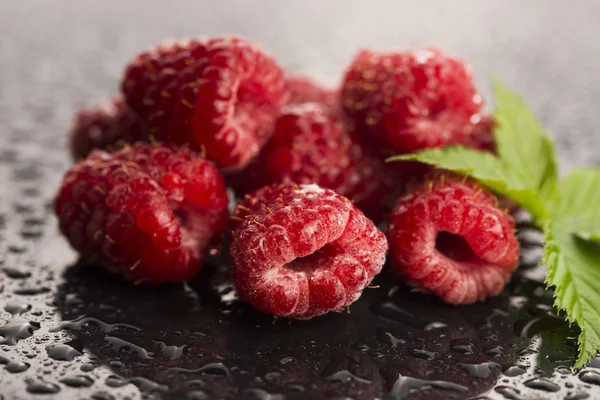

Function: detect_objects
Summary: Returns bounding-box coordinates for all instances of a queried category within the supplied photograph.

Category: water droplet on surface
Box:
[323,370,371,384]
[91,391,115,400]
[3,300,31,315]
[387,373,468,399]
[243,388,284,400]
[503,366,526,377]
[485,345,504,356]
[285,383,305,392]
[105,336,152,359]
[155,341,186,359]
[0,316,40,345]
[46,343,82,361]
[370,301,428,329]
[51,316,140,333]
[494,385,523,400]
[579,370,600,386]
[459,362,500,379]
[60,374,94,387]
[523,378,560,392]
[409,348,436,361]
[280,356,295,364]
[0,351,29,373]
[2,267,31,279]
[565,393,590,400]
[186,390,210,400]
[376,328,405,348]
[106,375,168,393]
[450,339,474,354]
[170,362,231,378]
[424,321,447,330]
[25,377,61,394]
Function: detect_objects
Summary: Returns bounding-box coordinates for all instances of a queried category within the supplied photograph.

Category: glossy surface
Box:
[1,1,600,398]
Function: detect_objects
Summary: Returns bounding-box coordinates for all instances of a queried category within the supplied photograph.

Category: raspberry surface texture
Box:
[229,183,388,319]
[387,177,519,304]
[121,36,287,170]
[228,103,396,220]
[284,73,338,109]
[54,143,229,284]
[70,95,147,160]
[341,48,485,154]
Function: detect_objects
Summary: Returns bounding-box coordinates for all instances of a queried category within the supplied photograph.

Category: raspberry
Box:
[121,36,287,170]
[284,73,338,109]
[387,177,519,304]
[228,103,397,220]
[69,95,147,160]
[54,143,229,284]
[229,183,388,319]
[341,48,485,154]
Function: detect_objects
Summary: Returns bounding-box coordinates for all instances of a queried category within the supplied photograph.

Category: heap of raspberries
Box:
[56,36,520,319]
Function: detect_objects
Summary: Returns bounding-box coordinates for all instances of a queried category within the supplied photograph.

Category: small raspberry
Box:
[54,143,229,284]
[228,103,397,220]
[387,177,519,304]
[69,95,147,160]
[284,73,338,109]
[121,36,287,170]
[229,183,388,319]
[341,48,485,154]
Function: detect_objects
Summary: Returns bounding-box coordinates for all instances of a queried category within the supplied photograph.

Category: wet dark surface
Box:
[2,1,600,399]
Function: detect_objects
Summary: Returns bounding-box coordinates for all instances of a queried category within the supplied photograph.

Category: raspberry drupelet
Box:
[387,177,519,304]
[228,103,397,221]
[54,143,229,284]
[229,183,388,319]
[341,48,487,155]
[284,73,338,109]
[69,95,147,160]
[121,36,288,171]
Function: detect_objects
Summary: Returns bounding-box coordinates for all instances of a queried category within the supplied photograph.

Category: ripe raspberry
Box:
[284,73,338,109]
[387,177,519,304]
[229,183,388,319]
[341,48,485,154]
[228,103,397,220]
[69,95,147,160]
[121,36,287,170]
[54,143,229,284]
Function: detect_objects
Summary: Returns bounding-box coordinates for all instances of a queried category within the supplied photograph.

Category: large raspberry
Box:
[341,48,486,154]
[54,143,229,284]
[387,177,519,304]
[69,95,147,160]
[228,103,397,220]
[121,36,287,170]
[284,73,338,109]
[229,183,388,319]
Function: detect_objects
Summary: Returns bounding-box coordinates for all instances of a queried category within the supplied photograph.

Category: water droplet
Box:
[387,373,468,399]
[286,383,305,392]
[3,300,31,315]
[280,356,295,364]
[459,362,500,379]
[105,336,153,359]
[579,370,600,385]
[265,371,281,381]
[91,391,115,400]
[13,286,50,296]
[155,341,186,359]
[80,363,95,372]
[503,366,526,377]
[60,374,94,388]
[565,393,590,400]
[587,356,600,369]
[51,316,140,333]
[25,378,61,394]
[424,321,447,330]
[409,348,436,361]
[376,328,405,348]
[170,362,231,378]
[494,385,523,400]
[0,351,29,373]
[243,388,284,400]
[0,316,40,345]
[485,345,504,356]
[186,391,210,400]
[450,339,474,354]
[46,343,82,361]
[106,375,168,393]
[323,370,371,384]
[523,378,560,392]
[2,267,31,279]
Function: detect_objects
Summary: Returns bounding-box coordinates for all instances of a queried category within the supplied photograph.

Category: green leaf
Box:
[543,222,600,369]
[389,146,547,220]
[492,79,559,203]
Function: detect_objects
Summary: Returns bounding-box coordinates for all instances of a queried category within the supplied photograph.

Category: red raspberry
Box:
[121,36,287,170]
[228,103,397,221]
[341,48,485,154]
[69,95,147,160]
[387,177,519,304]
[229,183,388,319]
[284,73,338,109]
[54,143,229,284]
